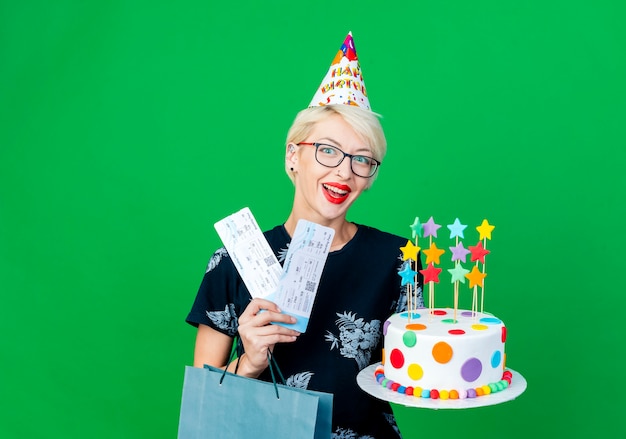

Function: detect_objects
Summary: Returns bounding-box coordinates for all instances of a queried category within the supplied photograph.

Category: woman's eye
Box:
[353,156,371,165]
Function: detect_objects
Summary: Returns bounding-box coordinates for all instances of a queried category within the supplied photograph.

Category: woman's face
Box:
[288,114,373,224]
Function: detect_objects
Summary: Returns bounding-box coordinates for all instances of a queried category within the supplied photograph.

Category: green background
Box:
[1,1,624,437]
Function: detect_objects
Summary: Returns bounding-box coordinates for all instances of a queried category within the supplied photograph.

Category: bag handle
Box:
[217,336,285,399]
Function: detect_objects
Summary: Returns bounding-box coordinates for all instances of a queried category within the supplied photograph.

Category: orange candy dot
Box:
[432,341,453,364]
[406,323,427,331]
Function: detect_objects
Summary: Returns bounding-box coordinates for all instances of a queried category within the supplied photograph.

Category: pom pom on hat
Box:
[308,32,371,110]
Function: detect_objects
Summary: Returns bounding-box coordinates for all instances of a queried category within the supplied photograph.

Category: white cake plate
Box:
[357,363,527,409]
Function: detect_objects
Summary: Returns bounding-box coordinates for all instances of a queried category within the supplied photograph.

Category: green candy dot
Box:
[403,331,417,347]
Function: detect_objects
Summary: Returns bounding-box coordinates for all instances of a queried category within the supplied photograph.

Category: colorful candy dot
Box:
[491,350,502,368]
[400,311,421,319]
[480,317,501,324]
[421,389,430,398]
[432,341,453,364]
[449,329,466,335]
[383,320,391,336]
[406,323,427,331]
[430,389,440,399]
[471,324,488,331]
[439,390,450,400]
[390,349,405,368]
[449,390,459,399]
[461,357,483,382]
[502,326,507,342]
[403,331,417,347]
[408,363,424,380]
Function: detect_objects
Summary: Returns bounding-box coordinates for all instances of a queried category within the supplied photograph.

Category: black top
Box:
[186,224,423,438]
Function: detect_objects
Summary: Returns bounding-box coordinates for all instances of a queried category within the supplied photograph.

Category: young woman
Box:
[186,103,423,438]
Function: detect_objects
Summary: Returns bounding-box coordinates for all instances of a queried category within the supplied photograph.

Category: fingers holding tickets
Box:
[242,298,281,317]
[235,298,300,376]
[239,298,297,325]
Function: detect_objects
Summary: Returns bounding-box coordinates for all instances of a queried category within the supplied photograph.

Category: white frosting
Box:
[383,309,506,392]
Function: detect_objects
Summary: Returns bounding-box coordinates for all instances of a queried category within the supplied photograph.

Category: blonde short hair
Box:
[285,105,387,184]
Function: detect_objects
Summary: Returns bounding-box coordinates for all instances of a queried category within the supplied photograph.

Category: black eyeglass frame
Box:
[296,142,381,178]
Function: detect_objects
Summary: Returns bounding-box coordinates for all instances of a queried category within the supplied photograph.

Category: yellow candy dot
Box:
[439,390,450,400]
[414,387,423,397]
[471,324,488,331]
[482,385,491,395]
[407,363,423,380]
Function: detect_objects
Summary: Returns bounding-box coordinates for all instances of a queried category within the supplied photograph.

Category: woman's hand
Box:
[236,298,300,377]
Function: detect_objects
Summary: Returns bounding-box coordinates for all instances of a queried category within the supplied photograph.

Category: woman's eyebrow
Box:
[316,138,372,154]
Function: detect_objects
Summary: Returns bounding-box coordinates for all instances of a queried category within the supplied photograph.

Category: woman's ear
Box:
[286,143,298,173]
[286,143,297,160]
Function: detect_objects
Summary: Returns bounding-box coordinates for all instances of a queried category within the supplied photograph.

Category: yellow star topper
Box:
[465,265,487,288]
[423,242,445,265]
[400,240,421,261]
[476,219,495,241]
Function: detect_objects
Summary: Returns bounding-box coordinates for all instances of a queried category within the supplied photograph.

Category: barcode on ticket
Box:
[305,280,317,293]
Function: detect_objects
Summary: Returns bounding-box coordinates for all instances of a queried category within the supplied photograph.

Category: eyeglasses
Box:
[297,142,381,178]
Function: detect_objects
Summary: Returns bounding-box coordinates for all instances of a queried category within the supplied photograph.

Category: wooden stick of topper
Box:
[467,220,491,317]
[409,217,424,318]
[421,216,443,319]
[475,219,495,313]
[447,218,469,322]
[400,219,421,322]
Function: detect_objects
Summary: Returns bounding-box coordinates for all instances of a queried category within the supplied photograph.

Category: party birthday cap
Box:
[309,32,371,110]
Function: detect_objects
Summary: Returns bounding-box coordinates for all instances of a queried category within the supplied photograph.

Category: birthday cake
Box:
[376,217,513,400]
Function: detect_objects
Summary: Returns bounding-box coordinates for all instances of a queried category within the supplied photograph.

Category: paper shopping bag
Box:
[177,365,333,439]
